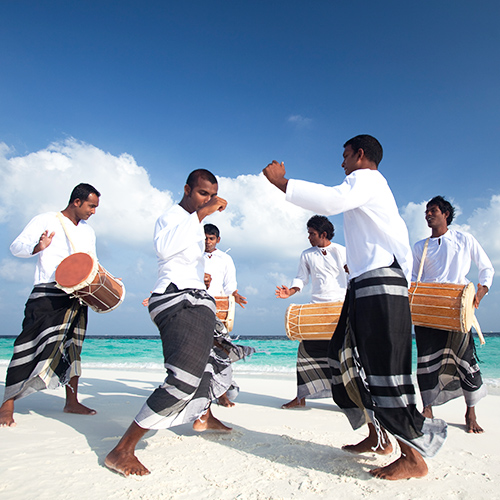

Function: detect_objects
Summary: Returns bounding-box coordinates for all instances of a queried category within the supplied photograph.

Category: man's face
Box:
[184,178,218,213]
[341,145,361,176]
[74,193,99,221]
[205,234,219,253]
[425,204,449,229]
[308,228,327,248]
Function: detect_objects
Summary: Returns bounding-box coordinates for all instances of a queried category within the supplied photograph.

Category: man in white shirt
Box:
[263,134,447,480]
[0,183,100,428]
[412,195,494,433]
[105,169,231,477]
[276,215,347,409]
[204,223,247,307]
[203,223,251,408]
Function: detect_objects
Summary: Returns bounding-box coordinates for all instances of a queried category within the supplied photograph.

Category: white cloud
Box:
[0,258,34,282]
[0,138,174,245]
[287,114,312,129]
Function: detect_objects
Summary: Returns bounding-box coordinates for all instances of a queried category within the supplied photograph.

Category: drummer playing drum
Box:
[1,183,101,427]
[276,215,347,409]
[412,196,494,433]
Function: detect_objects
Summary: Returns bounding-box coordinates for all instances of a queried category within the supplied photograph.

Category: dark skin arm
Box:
[474,284,488,308]
[263,161,288,193]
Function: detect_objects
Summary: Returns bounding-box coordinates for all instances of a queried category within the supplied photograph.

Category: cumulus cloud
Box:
[0,139,174,245]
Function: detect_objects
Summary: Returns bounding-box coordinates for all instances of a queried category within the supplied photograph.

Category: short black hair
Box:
[186,169,217,189]
[427,196,455,225]
[204,223,220,238]
[69,183,100,204]
[307,215,334,241]
[343,134,383,167]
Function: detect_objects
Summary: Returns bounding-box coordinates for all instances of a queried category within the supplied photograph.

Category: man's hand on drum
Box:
[263,161,288,193]
[197,196,227,221]
[474,284,489,308]
[232,290,247,308]
[32,230,55,254]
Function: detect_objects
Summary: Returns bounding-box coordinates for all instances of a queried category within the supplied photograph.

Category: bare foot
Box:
[217,392,235,407]
[63,401,97,415]
[422,405,433,419]
[105,449,150,477]
[0,399,16,427]
[193,408,232,432]
[465,406,484,434]
[370,441,428,480]
[342,423,393,455]
[281,397,306,409]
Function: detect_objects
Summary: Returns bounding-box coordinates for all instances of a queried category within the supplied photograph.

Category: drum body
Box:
[285,301,343,341]
[55,253,125,313]
[409,281,475,333]
[215,295,236,332]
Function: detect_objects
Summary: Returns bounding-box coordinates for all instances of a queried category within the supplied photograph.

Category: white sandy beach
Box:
[1,366,499,500]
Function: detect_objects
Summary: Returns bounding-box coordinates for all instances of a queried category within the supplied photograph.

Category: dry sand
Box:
[1,366,499,500]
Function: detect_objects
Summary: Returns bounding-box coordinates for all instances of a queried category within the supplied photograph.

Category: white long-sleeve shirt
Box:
[204,249,237,296]
[152,204,206,293]
[10,212,96,285]
[412,228,494,288]
[286,169,413,283]
[291,243,347,303]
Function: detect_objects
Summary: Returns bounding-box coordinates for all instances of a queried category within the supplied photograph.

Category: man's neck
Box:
[431,226,448,238]
[317,241,331,249]
[60,208,80,226]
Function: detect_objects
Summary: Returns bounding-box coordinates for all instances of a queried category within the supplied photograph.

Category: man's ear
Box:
[184,184,191,197]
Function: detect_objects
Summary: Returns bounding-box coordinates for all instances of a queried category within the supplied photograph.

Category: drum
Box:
[215,295,236,332]
[55,253,125,313]
[409,281,475,333]
[285,301,343,341]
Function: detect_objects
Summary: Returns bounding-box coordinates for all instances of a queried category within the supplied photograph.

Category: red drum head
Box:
[55,253,95,288]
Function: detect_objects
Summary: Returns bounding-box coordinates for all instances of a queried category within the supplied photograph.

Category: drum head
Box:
[55,253,95,288]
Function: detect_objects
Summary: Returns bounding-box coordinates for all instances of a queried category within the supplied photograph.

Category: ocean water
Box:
[1,334,499,389]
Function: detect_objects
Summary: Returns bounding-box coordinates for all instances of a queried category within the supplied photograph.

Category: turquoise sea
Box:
[1,334,499,388]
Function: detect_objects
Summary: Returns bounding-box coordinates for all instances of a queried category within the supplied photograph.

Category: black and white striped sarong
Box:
[328,262,447,458]
[296,340,332,400]
[415,326,487,408]
[136,284,231,430]
[3,283,87,403]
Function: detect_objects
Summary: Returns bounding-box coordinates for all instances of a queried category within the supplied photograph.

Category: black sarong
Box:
[136,284,230,430]
[328,262,447,458]
[3,283,87,402]
[415,326,487,408]
[296,340,332,400]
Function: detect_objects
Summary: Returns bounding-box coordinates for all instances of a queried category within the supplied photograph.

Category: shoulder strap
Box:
[415,237,430,283]
[55,212,77,253]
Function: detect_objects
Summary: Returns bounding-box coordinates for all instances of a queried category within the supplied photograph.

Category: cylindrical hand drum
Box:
[55,252,125,313]
[215,295,236,332]
[409,281,475,333]
[285,301,343,341]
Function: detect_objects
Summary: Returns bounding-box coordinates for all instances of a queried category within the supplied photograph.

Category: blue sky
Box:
[1,1,499,337]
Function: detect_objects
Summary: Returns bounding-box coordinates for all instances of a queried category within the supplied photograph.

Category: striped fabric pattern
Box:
[415,326,487,407]
[329,262,447,458]
[136,284,231,430]
[3,283,87,402]
[296,340,332,400]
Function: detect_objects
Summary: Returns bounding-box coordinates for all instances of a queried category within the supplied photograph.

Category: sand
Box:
[1,366,499,500]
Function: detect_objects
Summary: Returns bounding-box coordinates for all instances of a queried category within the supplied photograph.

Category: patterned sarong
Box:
[136,284,232,430]
[328,262,447,458]
[3,283,87,403]
[415,326,487,408]
[296,340,332,400]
